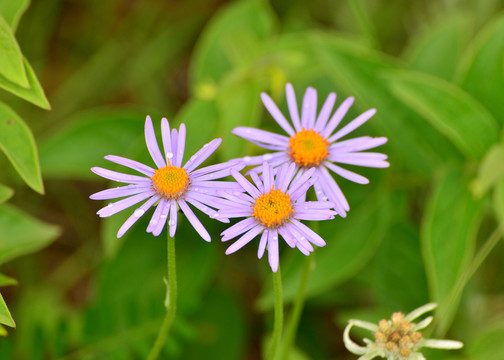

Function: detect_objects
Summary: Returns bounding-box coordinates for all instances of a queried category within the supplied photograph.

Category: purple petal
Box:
[117,195,161,238]
[169,200,178,237]
[317,168,349,216]
[175,123,186,167]
[321,97,354,138]
[330,136,388,152]
[191,180,244,190]
[278,162,297,192]
[323,161,369,184]
[185,198,228,223]
[147,197,167,233]
[178,199,211,242]
[286,83,301,131]
[301,87,317,129]
[230,169,260,198]
[268,230,279,272]
[212,209,253,219]
[295,201,336,210]
[225,225,263,254]
[144,116,166,168]
[170,128,178,166]
[191,159,245,178]
[242,152,288,167]
[246,155,291,175]
[161,118,172,163]
[290,219,327,247]
[293,211,335,221]
[97,191,155,217]
[91,167,151,184]
[278,226,296,248]
[288,167,316,195]
[258,230,269,259]
[183,138,222,173]
[314,92,336,132]
[250,172,265,193]
[90,184,152,200]
[328,109,376,142]
[233,127,290,147]
[328,153,389,168]
[105,155,155,176]
[221,217,257,241]
[151,199,171,236]
[263,162,273,191]
[289,179,314,201]
[261,93,295,136]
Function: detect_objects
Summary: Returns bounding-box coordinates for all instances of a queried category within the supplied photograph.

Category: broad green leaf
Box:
[457,13,504,124]
[386,69,499,160]
[472,143,504,197]
[258,184,390,309]
[0,203,60,265]
[403,13,472,80]
[39,108,152,180]
[0,15,27,87]
[421,168,484,333]
[466,321,504,360]
[0,102,44,193]
[309,32,462,176]
[0,57,50,109]
[0,292,14,328]
[493,177,504,227]
[0,183,13,203]
[189,0,275,89]
[216,78,264,159]
[0,273,17,287]
[0,0,30,31]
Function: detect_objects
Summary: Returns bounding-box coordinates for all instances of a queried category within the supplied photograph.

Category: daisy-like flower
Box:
[90,116,244,240]
[343,303,464,360]
[212,162,337,272]
[233,83,389,217]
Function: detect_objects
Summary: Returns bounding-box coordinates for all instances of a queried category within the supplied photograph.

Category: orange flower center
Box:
[151,165,188,199]
[253,188,293,228]
[288,128,329,167]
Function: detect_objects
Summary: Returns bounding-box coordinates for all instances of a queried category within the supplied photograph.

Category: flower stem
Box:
[279,254,313,360]
[268,267,283,360]
[147,233,177,360]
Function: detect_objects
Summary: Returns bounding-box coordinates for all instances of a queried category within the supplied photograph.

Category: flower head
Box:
[343,303,463,360]
[90,116,244,240]
[234,83,389,217]
[212,162,337,272]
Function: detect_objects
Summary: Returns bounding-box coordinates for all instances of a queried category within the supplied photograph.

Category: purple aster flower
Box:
[90,116,244,240]
[232,83,389,217]
[212,162,337,272]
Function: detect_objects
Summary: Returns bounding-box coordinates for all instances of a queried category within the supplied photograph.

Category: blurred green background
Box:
[1,0,504,358]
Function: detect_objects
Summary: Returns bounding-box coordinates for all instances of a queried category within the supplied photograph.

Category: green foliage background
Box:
[0,0,504,358]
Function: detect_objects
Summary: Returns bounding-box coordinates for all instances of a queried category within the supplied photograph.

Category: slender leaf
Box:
[457,13,504,124]
[404,13,472,80]
[0,15,27,87]
[386,69,499,160]
[0,292,14,328]
[472,143,504,197]
[0,183,13,204]
[421,168,484,332]
[0,0,30,31]
[0,57,50,109]
[0,102,44,193]
[0,203,60,265]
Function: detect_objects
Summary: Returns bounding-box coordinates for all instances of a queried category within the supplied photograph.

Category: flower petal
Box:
[169,200,178,237]
[324,161,369,184]
[261,93,295,136]
[178,199,211,242]
[117,195,161,238]
[161,117,172,163]
[258,229,269,259]
[221,217,257,241]
[230,168,261,198]
[144,115,166,168]
[286,83,302,131]
[104,155,155,176]
[91,167,151,184]
[314,92,336,132]
[267,229,279,272]
[225,225,263,254]
[175,123,186,167]
[183,138,222,173]
[301,87,317,129]
[97,191,155,217]
[328,109,376,142]
[321,96,354,138]
[90,184,152,200]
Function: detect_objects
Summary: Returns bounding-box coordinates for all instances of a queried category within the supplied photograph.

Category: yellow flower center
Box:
[151,165,189,199]
[253,188,293,228]
[288,128,329,167]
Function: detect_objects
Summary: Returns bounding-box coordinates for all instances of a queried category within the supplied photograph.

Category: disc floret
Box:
[151,164,189,199]
[288,128,329,167]
[253,187,293,228]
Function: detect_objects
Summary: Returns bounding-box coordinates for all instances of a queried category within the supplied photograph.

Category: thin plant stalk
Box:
[147,233,177,360]
[268,267,283,360]
[279,254,313,360]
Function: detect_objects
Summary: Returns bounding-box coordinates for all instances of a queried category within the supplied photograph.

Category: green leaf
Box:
[258,185,390,309]
[0,183,13,203]
[39,108,152,180]
[0,102,44,193]
[0,292,14,328]
[386,69,499,160]
[189,0,275,89]
[0,0,30,31]
[457,13,504,124]
[421,168,484,332]
[0,15,27,87]
[309,32,462,176]
[0,203,60,265]
[466,321,504,360]
[471,143,504,197]
[403,13,472,80]
[0,56,50,109]
[493,177,504,228]
[0,274,17,287]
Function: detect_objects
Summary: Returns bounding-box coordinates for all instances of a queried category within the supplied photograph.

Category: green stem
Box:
[147,234,177,360]
[279,255,313,360]
[267,267,283,360]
